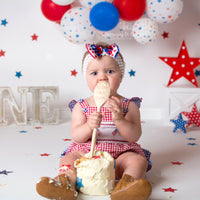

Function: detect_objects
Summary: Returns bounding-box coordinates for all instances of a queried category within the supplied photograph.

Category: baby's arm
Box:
[108,96,142,143]
[70,103,102,143]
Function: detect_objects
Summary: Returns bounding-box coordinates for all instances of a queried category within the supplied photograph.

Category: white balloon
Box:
[79,0,113,9]
[146,0,183,24]
[132,18,159,45]
[61,7,95,44]
[52,0,74,6]
[97,20,133,40]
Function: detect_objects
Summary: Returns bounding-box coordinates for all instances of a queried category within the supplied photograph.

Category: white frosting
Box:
[74,150,115,195]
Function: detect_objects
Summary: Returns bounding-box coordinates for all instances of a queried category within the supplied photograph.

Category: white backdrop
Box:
[0,0,200,122]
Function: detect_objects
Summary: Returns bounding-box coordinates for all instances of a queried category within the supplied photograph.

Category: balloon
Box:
[90,2,119,31]
[97,20,133,40]
[79,0,113,9]
[51,0,74,6]
[61,7,95,44]
[113,0,146,21]
[132,18,159,45]
[146,0,183,24]
[41,0,71,22]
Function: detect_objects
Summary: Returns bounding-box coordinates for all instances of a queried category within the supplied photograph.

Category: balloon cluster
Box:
[41,0,183,45]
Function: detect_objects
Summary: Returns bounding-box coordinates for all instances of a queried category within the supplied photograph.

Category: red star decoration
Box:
[182,104,200,127]
[31,33,39,41]
[161,31,169,39]
[71,69,78,76]
[63,138,72,141]
[40,153,51,156]
[171,161,183,165]
[0,49,5,57]
[159,40,200,87]
[35,126,42,129]
[162,187,177,192]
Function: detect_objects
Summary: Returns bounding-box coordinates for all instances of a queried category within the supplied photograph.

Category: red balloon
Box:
[113,0,146,21]
[41,0,71,22]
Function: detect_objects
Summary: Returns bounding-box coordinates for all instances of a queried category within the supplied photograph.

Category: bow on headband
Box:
[86,43,119,59]
[83,43,125,79]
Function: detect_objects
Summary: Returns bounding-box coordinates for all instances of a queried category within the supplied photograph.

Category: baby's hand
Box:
[87,111,102,130]
[107,96,124,122]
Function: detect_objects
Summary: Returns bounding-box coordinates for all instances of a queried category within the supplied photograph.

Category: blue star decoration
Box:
[19,130,27,133]
[188,143,197,146]
[187,137,196,141]
[76,177,83,189]
[170,113,189,133]
[0,170,13,175]
[195,70,200,77]
[15,71,22,78]
[128,69,136,77]
[1,19,8,26]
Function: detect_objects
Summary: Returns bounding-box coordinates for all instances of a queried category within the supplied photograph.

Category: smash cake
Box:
[74,150,115,195]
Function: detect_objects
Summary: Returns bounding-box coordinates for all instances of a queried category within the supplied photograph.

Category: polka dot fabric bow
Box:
[86,43,119,59]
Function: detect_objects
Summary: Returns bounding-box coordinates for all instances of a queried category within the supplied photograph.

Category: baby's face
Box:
[86,56,122,96]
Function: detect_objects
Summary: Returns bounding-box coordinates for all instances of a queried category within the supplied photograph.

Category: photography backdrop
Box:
[1,1,200,200]
[0,0,200,123]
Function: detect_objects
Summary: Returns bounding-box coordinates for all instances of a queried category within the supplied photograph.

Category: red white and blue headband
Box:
[83,43,125,78]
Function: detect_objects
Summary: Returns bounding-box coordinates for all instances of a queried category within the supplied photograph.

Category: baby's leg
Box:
[58,151,86,185]
[115,151,148,179]
[111,151,151,200]
[36,150,86,200]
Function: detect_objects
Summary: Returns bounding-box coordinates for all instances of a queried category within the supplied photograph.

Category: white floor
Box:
[0,119,200,200]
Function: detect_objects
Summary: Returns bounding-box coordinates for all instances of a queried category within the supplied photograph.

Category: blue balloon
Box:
[90,2,119,31]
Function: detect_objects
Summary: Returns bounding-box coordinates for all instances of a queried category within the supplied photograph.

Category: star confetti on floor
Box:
[35,126,42,129]
[15,71,22,78]
[182,103,200,127]
[171,161,183,165]
[40,153,51,156]
[170,113,189,133]
[0,49,6,57]
[159,40,200,87]
[187,143,197,146]
[63,138,72,141]
[19,130,27,133]
[31,33,39,41]
[71,69,78,76]
[162,187,177,193]
[0,170,13,175]
[1,18,8,26]
[128,69,136,77]
[161,31,169,39]
[187,137,196,140]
